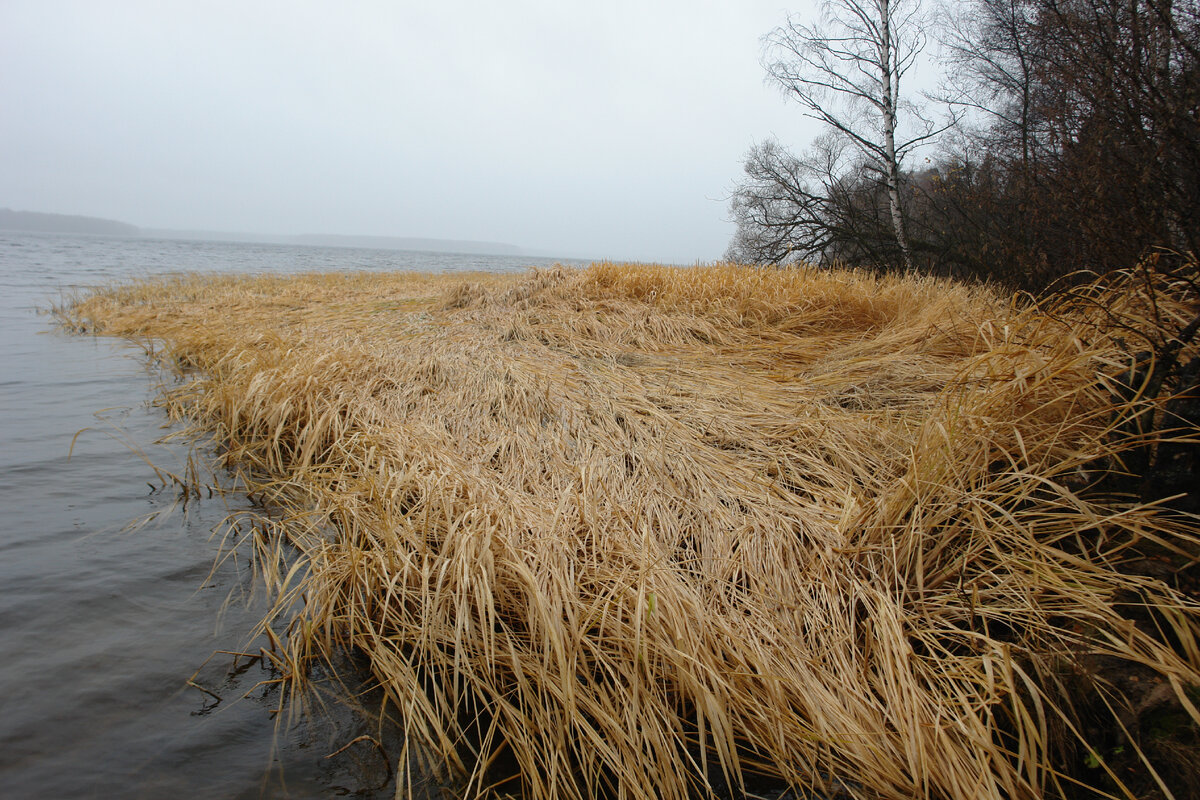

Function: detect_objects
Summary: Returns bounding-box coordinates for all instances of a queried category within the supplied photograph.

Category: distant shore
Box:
[0,208,535,258]
[0,208,138,237]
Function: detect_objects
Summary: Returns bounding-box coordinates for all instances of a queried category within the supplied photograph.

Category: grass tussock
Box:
[62,262,1200,799]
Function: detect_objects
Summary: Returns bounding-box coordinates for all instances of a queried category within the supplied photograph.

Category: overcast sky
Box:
[1,0,827,263]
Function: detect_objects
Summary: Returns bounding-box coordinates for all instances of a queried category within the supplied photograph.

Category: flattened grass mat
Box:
[63,263,1200,799]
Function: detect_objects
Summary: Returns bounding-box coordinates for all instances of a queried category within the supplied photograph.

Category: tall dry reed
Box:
[62,263,1200,799]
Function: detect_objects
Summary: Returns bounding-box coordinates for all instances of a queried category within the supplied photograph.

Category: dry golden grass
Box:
[61,262,1200,799]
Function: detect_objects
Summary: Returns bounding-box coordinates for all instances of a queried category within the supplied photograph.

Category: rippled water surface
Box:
[0,233,574,798]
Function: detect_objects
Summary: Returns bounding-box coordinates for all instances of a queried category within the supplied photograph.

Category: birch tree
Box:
[762,0,943,271]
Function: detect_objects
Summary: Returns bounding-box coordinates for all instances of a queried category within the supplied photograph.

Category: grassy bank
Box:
[62,263,1200,799]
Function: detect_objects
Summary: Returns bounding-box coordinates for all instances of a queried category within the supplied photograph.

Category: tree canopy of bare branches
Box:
[729,0,947,269]
[731,0,1199,291]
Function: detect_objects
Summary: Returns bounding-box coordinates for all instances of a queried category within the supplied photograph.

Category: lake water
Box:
[0,232,580,798]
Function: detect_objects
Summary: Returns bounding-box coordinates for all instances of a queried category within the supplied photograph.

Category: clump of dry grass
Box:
[62,262,1200,799]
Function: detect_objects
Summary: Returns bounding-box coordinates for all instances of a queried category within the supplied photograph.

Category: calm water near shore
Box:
[0,232,579,798]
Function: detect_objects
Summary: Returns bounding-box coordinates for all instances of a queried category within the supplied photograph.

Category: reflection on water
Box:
[0,232,569,798]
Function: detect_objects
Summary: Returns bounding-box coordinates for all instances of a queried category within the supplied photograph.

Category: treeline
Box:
[0,208,139,237]
[728,0,1200,293]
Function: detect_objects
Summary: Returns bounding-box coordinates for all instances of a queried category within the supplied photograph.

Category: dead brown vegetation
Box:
[61,262,1200,799]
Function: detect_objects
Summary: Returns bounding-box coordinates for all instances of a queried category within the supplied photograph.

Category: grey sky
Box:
[1,0,824,263]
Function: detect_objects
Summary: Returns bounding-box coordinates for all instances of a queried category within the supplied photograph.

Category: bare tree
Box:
[761,0,946,271]
[936,0,1048,182]
[727,135,864,265]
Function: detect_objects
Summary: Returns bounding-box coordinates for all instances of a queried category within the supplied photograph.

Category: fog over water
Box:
[0,0,822,263]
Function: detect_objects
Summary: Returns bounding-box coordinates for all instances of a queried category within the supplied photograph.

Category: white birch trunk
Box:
[878,0,916,272]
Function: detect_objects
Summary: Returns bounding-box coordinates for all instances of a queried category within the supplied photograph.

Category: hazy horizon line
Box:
[0,207,600,260]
